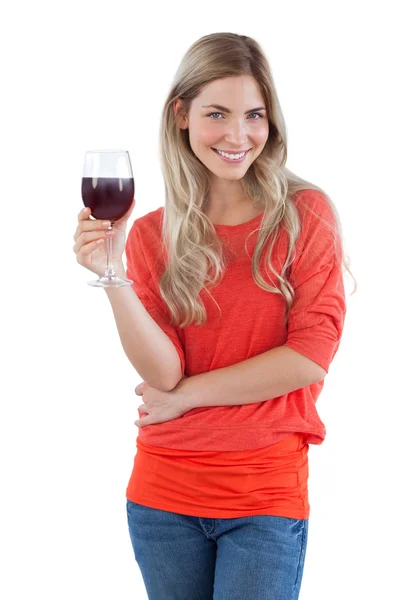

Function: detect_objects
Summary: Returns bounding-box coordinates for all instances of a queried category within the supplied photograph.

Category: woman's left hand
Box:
[134,377,190,428]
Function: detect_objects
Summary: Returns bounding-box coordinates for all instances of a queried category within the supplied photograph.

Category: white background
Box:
[2,1,399,598]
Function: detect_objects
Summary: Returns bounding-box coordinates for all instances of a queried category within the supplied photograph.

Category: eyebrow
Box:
[201,104,266,114]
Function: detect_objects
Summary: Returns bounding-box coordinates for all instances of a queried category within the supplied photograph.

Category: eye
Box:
[207,112,263,120]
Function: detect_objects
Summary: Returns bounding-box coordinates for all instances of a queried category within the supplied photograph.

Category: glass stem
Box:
[105,226,116,278]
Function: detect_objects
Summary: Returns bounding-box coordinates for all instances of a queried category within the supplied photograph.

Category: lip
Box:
[212,147,251,164]
[212,148,251,154]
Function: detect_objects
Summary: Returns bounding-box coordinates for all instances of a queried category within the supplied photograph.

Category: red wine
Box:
[81,177,135,222]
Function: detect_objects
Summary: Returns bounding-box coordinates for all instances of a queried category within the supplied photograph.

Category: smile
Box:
[212,148,251,163]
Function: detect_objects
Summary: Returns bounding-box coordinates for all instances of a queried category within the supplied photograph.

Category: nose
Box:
[224,119,248,146]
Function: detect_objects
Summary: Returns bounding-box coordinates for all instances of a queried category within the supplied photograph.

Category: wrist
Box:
[174,375,199,412]
[113,263,127,278]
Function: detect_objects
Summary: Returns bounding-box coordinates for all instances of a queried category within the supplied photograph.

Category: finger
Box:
[74,204,112,244]
[75,238,105,264]
[74,217,112,243]
[73,229,113,253]
[135,382,144,395]
[79,218,111,232]
[135,418,150,428]
[78,207,91,221]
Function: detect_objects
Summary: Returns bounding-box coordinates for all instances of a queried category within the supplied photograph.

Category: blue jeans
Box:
[126,499,308,600]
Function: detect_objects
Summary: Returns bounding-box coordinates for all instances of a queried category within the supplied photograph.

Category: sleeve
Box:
[125,220,186,379]
[283,193,347,374]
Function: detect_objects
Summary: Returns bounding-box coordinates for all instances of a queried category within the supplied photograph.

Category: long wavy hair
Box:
[157,32,356,328]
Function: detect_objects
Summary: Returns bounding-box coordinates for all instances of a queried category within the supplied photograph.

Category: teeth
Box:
[216,149,246,160]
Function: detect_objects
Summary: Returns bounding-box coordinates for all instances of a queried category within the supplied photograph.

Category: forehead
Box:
[194,75,264,107]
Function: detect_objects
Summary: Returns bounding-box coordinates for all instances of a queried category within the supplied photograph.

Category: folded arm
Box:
[174,345,326,410]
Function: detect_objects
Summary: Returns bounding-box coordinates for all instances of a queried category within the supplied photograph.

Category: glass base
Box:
[87,275,133,288]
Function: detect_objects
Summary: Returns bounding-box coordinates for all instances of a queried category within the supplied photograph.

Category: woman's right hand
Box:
[73,199,136,278]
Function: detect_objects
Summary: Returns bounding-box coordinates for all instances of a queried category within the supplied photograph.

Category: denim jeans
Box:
[126,499,308,600]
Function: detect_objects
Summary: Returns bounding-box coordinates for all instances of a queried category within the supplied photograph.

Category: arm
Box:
[105,264,182,392]
[174,192,345,410]
[104,217,185,392]
[174,346,326,410]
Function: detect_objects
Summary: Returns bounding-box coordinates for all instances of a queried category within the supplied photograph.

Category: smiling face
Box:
[174,75,269,185]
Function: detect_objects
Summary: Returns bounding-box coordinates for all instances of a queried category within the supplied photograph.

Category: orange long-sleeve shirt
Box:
[125,189,347,519]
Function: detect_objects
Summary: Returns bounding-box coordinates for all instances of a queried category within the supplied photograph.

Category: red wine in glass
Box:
[81,177,135,222]
[81,150,135,288]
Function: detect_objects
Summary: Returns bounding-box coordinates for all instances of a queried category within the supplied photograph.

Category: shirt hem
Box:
[126,494,310,521]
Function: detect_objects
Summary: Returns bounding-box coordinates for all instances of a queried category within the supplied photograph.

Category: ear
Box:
[173,99,188,130]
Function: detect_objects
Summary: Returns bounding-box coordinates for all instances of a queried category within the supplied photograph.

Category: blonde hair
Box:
[157,32,356,328]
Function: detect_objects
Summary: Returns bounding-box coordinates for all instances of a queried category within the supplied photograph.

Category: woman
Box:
[74,32,354,600]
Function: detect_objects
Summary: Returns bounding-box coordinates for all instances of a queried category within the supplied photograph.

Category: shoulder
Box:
[290,188,342,267]
[292,188,336,227]
[127,206,164,246]
[130,206,164,235]
[126,206,165,270]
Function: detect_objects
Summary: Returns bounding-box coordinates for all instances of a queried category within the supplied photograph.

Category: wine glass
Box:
[81,150,135,288]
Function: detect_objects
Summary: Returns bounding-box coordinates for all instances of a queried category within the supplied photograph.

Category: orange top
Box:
[125,189,347,519]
